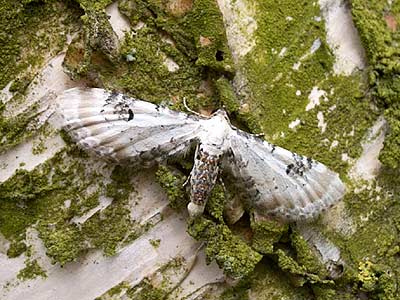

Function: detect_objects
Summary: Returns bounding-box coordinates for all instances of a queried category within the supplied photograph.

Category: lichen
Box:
[123,257,186,299]
[351,0,400,169]
[205,183,226,222]
[149,238,161,248]
[0,0,80,89]
[95,281,131,300]
[215,76,240,114]
[0,148,143,265]
[7,240,27,258]
[0,0,81,153]
[17,259,47,281]
[1,0,400,298]
[155,165,188,211]
[0,102,40,154]
[119,0,235,74]
[250,218,288,255]
[188,217,262,279]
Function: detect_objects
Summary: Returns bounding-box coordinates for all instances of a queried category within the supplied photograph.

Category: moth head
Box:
[211,109,230,123]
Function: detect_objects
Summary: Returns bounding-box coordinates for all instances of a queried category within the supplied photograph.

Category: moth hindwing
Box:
[58,88,346,222]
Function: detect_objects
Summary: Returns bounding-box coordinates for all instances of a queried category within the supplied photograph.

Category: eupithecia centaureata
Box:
[57,87,345,222]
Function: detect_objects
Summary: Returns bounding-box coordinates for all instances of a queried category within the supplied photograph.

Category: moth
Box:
[57,88,345,222]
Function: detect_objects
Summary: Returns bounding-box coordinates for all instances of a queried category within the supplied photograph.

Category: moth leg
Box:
[182,174,191,187]
[217,176,226,192]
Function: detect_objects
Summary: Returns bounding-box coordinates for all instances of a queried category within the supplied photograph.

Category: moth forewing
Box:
[57,87,346,222]
[223,130,346,221]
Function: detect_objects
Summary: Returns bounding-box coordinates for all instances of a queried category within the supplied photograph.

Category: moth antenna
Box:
[183,97,204,117]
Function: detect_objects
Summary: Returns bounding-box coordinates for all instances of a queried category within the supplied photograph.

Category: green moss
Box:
[115,26,204,104]
[205,183,226,222]
[220,278,251,300]
[98,281,130,299]
[354,260,397,299]
[275,249,306,285]
[184,0,235,73]
[357,260,379,292]
[32,138,47,155]
[0,103,40,154]
[155,165,188,211]
[125,257,186,299]
[119,0,234,74]
[17,259,46,281]
[80,166,138,257]
[279,75,377,175]
[7,240,27,258]
[380,104,400,168]
[0,149,143,265]
[64,0,234,113]
[149,238,161,248]
[0,0,80,153]
[0,0,80,89]
[38,223,83,266]
[9,75,31,94]
[290,229,325,276]
[351,0,400,168]
[250,218,288,255]
[188,217,262,279]
[127,279,165,300]
[76,0,113,11]
[318,169,400,299]
[233,262,313,300]
[239,0,332,133]
[215,76,240,114]
[311,285,337,300]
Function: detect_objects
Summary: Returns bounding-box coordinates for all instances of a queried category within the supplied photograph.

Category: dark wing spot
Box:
[128,109,134,121]
[286,163,294,174]
[307,157,312,168]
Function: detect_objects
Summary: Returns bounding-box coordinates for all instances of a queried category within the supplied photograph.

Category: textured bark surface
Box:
[0,0,399,299]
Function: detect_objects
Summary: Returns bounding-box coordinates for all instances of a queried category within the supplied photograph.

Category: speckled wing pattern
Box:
[57,87,202,165]
[58,87,345,222]
[223,130,345,221]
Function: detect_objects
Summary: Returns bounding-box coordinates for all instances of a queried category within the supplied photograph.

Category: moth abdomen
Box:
[188,146,222,217]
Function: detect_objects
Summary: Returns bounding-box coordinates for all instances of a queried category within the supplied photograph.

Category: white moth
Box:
[57,87,345,222]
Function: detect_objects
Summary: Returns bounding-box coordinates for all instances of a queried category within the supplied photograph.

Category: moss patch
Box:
[188,217,262,279]
[2,0,400,298]
[251,218,288,255]
[123,257,186,300]
[155,165,188,211]
[64,0,234,113]
[17,259,47,281]
[0,0,80,89]
[0,0,81,153]
[0,147,142,265]
[351,0,400,168]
